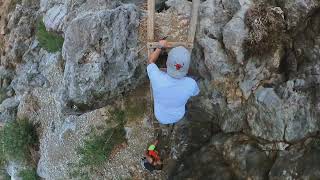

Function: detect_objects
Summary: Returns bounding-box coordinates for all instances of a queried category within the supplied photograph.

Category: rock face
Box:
[172,134,274,179]
[0,0,320,179]
[165,0,320,179]
[269,138,320,179]
[61,4,143,112]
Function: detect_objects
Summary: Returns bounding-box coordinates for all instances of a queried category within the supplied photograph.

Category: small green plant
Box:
[77,109,127,167]
[18,168,39,180]
[36,21,64,53]
[0,118,38,162]
[112,109,126,125]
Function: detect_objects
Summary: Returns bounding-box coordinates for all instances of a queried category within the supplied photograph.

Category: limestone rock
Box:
[4,4,39,65]
[198,0,240,40]
[166,0,192,16]
[239,60,264,99]
[60,4,143,112]
[43,5,67,32]
[269,139,320,179]
[198,37,232,80]
[280,0,320,32]
[172,143,236,179]
[40,0,64,12]
[6,161,27,180]
[173,133,273,179]
[0,96,20,123]
[0,96,20,112]
[245,87,285,141]
[213,134,273,179]
[37,108,110,179]
[219,108,246,133]
[223,1,251,64]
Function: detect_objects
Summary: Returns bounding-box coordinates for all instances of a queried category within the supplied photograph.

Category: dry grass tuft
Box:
[245,4,286,56]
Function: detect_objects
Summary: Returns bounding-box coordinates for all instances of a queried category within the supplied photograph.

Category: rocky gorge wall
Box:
[0,0,319,179]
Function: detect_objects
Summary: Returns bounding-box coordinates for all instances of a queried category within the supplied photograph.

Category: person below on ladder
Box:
[147,39,200,137]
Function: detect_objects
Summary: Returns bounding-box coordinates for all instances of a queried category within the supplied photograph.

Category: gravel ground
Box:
[98,84,168,179]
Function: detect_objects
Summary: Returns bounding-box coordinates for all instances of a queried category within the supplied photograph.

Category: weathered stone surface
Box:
[0,96,20,112]
[214,134,273,179]
[198,0,240,40]
[239,60,264,99]
[0,96,19,122]
[223,1,251,64]
[269,139,320,179]
[60,4,143,112]
[248,87,284,141]
[172,143,236,179]
[6,161,27,180]
[172,133,273,179]
[4,3,39,66]
[40,0,64,12]
[279,81,319,142]
[198,37,232,80]
[43,5,66,32]
[37,109,108,179]
[280,0,320,32]
[1,0,320,179]
[11,43,48,96]
[219,108,246,133]
[166,0,192,16]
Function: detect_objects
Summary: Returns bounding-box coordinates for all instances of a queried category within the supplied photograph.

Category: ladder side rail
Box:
[188,0,200,43]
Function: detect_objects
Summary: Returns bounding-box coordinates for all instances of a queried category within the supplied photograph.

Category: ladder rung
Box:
[147,42,193,49]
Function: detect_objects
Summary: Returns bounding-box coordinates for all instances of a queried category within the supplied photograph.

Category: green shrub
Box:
[0,119,38,162]
[245,4,286,56]
[18,168,39,180]
[77,109,127,167]
[36,21,64,53]
[78,125,126,167]
[111,109,126,125]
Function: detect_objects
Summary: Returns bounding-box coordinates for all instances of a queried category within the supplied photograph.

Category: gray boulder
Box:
[198,0,240,40]
[37,107,111,179]
[223,0,251,64]
[0,96,20,123]
[43,4,67,32]
[248,83,320,142]
[171,143,236,179]
[212,134,273,179]
[60,4,144,111]
[198,37,232,80]
[269,139,320,179]
[280,0,320,32]
[246,87,285,141]
[11,44,49,96]
[172,133,273,179]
